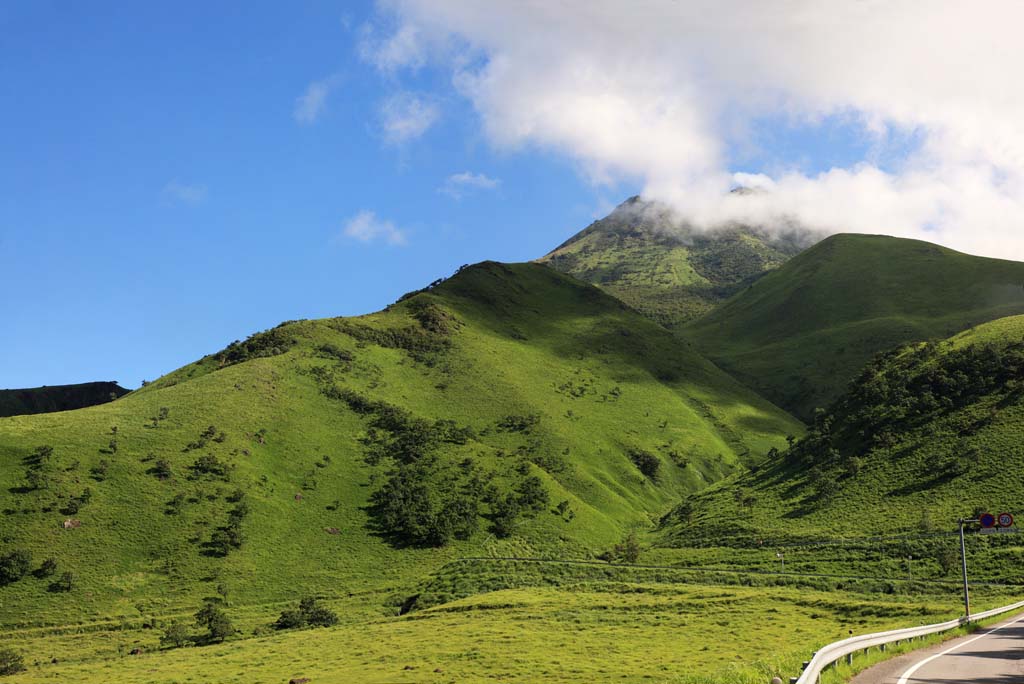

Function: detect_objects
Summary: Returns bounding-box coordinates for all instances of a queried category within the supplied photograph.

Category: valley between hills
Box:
[3,198,1024,683]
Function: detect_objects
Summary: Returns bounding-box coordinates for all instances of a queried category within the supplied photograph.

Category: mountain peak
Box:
[539,196,818,328]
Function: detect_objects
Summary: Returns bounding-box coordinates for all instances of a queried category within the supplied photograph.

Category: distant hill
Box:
[685,234,1024,421]
[0,381,129,418]
[539,196,818,329]
[661,314,1024,550]
[0,261,799,627]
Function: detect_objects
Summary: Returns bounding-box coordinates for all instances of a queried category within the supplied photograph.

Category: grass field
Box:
[4,577,1015,684]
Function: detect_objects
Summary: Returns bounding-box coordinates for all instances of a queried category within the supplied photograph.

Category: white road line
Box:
[896,616,1024,684]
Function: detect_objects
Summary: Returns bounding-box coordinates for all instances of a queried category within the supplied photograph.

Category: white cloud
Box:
[440,171,500,198]
[294,76,339,124]
[339,210,407,246]
[363,1,1024,259]
[379,92,440,144]
[359,23,426,72]
[161,180,206,206]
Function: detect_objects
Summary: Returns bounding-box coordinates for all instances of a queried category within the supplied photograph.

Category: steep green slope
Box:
[660,315,1024,579]
[0,261,800,628]
[685,234,1024,420]
[0,382,129,418]
[539,196,816,329]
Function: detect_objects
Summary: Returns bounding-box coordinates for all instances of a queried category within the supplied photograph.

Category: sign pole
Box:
[959,518,972,620]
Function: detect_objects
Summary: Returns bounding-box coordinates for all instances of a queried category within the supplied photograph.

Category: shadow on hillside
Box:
[886,470,960,497]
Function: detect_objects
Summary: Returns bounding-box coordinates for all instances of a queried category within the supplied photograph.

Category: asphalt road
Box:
[850,614,1024,684]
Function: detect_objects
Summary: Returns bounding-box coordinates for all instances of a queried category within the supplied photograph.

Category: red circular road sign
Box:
[998,512,1014,528]
[980,512,996,528]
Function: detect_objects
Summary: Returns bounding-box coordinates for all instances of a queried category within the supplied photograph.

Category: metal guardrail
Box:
[791,598,1024,684]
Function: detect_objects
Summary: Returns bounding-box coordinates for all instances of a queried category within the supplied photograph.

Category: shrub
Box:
[496,414,541,433]
[301,597,339,627]
[516,475,549,514]
[628,449,661,482]
[274,597,339,630]
[36,558,57,578]
[153,458,172,479]
[602,533,642,564]
[166,493,186,515]
[214,328,296,366]
[0,648,25,676]
[489,493,521,538]
[273,608,305,630]
[54,571,75,592]
[0,550,32,585]
[160,621,190,648]
[194,602,233,642]
[189,454,231,480]
[91,459,110,481]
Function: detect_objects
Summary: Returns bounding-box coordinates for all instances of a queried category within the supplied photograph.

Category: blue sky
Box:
[0,2,952,389]
[0,2,623,388]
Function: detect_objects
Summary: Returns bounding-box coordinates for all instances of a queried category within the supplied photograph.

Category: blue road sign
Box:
[980,512,996,528]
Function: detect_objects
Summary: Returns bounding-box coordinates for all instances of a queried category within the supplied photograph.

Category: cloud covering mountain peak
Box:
[364,0,1024,258]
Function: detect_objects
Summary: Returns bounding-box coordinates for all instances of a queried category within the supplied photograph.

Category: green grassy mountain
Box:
[659,314,1024,581]
[539,196,817,330]
[0,381,129,418]
[685,234,1024,421]
[0,261,799,629]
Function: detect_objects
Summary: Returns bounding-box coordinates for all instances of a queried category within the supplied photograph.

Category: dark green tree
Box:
[194,602,233,642]
[0,550,32,585]
[0,648,25,676]
[160,621,190,648]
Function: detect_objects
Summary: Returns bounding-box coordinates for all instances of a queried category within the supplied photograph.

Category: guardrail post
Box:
[846,652,853,666]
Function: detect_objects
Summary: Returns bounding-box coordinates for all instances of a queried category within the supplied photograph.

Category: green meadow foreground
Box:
[6,581,1017,684]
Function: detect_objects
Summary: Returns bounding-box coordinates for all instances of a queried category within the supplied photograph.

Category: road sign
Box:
[998,512,1014,528]
[979,512,996,528]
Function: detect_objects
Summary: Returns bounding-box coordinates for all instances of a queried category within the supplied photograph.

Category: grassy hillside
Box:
[685,234,1024,420]
[539,196,816,329]
[0,261,799,632]
[660,314,1024,582]
[0,382,129,418]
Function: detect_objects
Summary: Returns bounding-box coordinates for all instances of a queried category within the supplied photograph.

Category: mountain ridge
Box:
[0,381,129,418]
[685,232,1024,420]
